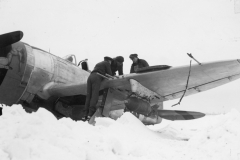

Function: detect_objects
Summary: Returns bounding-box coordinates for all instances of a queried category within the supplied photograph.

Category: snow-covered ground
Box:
[0,105,240,160]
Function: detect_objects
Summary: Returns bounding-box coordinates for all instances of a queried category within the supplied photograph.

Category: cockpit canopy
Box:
[63,54,77,65]
[63,54,89,72]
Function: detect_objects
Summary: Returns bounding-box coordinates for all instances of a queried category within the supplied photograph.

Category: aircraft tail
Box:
[157,110,205,121]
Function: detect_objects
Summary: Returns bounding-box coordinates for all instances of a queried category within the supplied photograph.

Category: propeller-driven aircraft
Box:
[1,31,240,125]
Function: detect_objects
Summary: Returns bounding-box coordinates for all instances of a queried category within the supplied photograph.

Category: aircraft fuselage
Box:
[0,41,89,114]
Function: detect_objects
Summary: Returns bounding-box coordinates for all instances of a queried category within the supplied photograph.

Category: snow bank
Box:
[188,109,240,159]
[151,109,240,160]
[0,105,240,160]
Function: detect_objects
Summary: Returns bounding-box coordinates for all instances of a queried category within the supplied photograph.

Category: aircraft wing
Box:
[39,59,240,124]
[44,59,240,103]
[101,59,240,102]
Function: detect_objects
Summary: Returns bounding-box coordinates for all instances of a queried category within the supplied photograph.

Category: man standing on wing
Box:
[82,56,113,121]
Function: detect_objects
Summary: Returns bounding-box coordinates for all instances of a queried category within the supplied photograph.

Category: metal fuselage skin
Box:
[0,42,89,109]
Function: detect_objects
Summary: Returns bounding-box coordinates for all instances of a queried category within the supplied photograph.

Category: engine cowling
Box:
[0,37,29,106]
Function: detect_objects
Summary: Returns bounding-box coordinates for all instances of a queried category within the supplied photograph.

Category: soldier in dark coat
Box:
[111,56,124,76]
[129,54,149,73]
[82,56,113,121]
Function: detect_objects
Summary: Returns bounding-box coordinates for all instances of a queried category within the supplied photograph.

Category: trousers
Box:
[83,73,103,116]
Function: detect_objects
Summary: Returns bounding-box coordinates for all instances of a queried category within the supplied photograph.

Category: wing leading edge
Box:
[42,59,240,103]
[103,59,240,102]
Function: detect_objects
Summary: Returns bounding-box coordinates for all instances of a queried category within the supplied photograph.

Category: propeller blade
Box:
[157,110,205,121]
[0,31,23,48]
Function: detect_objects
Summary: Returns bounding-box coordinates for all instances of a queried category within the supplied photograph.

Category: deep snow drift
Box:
[0,105,240,160]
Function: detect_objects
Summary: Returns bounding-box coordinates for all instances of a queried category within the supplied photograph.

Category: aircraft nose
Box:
[0,42,27,105]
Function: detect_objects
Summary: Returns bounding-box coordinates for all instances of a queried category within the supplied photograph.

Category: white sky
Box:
[0,105,240,160]
[1,0,240,113]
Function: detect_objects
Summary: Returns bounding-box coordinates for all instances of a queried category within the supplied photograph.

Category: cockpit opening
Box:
[78,59,89,72]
